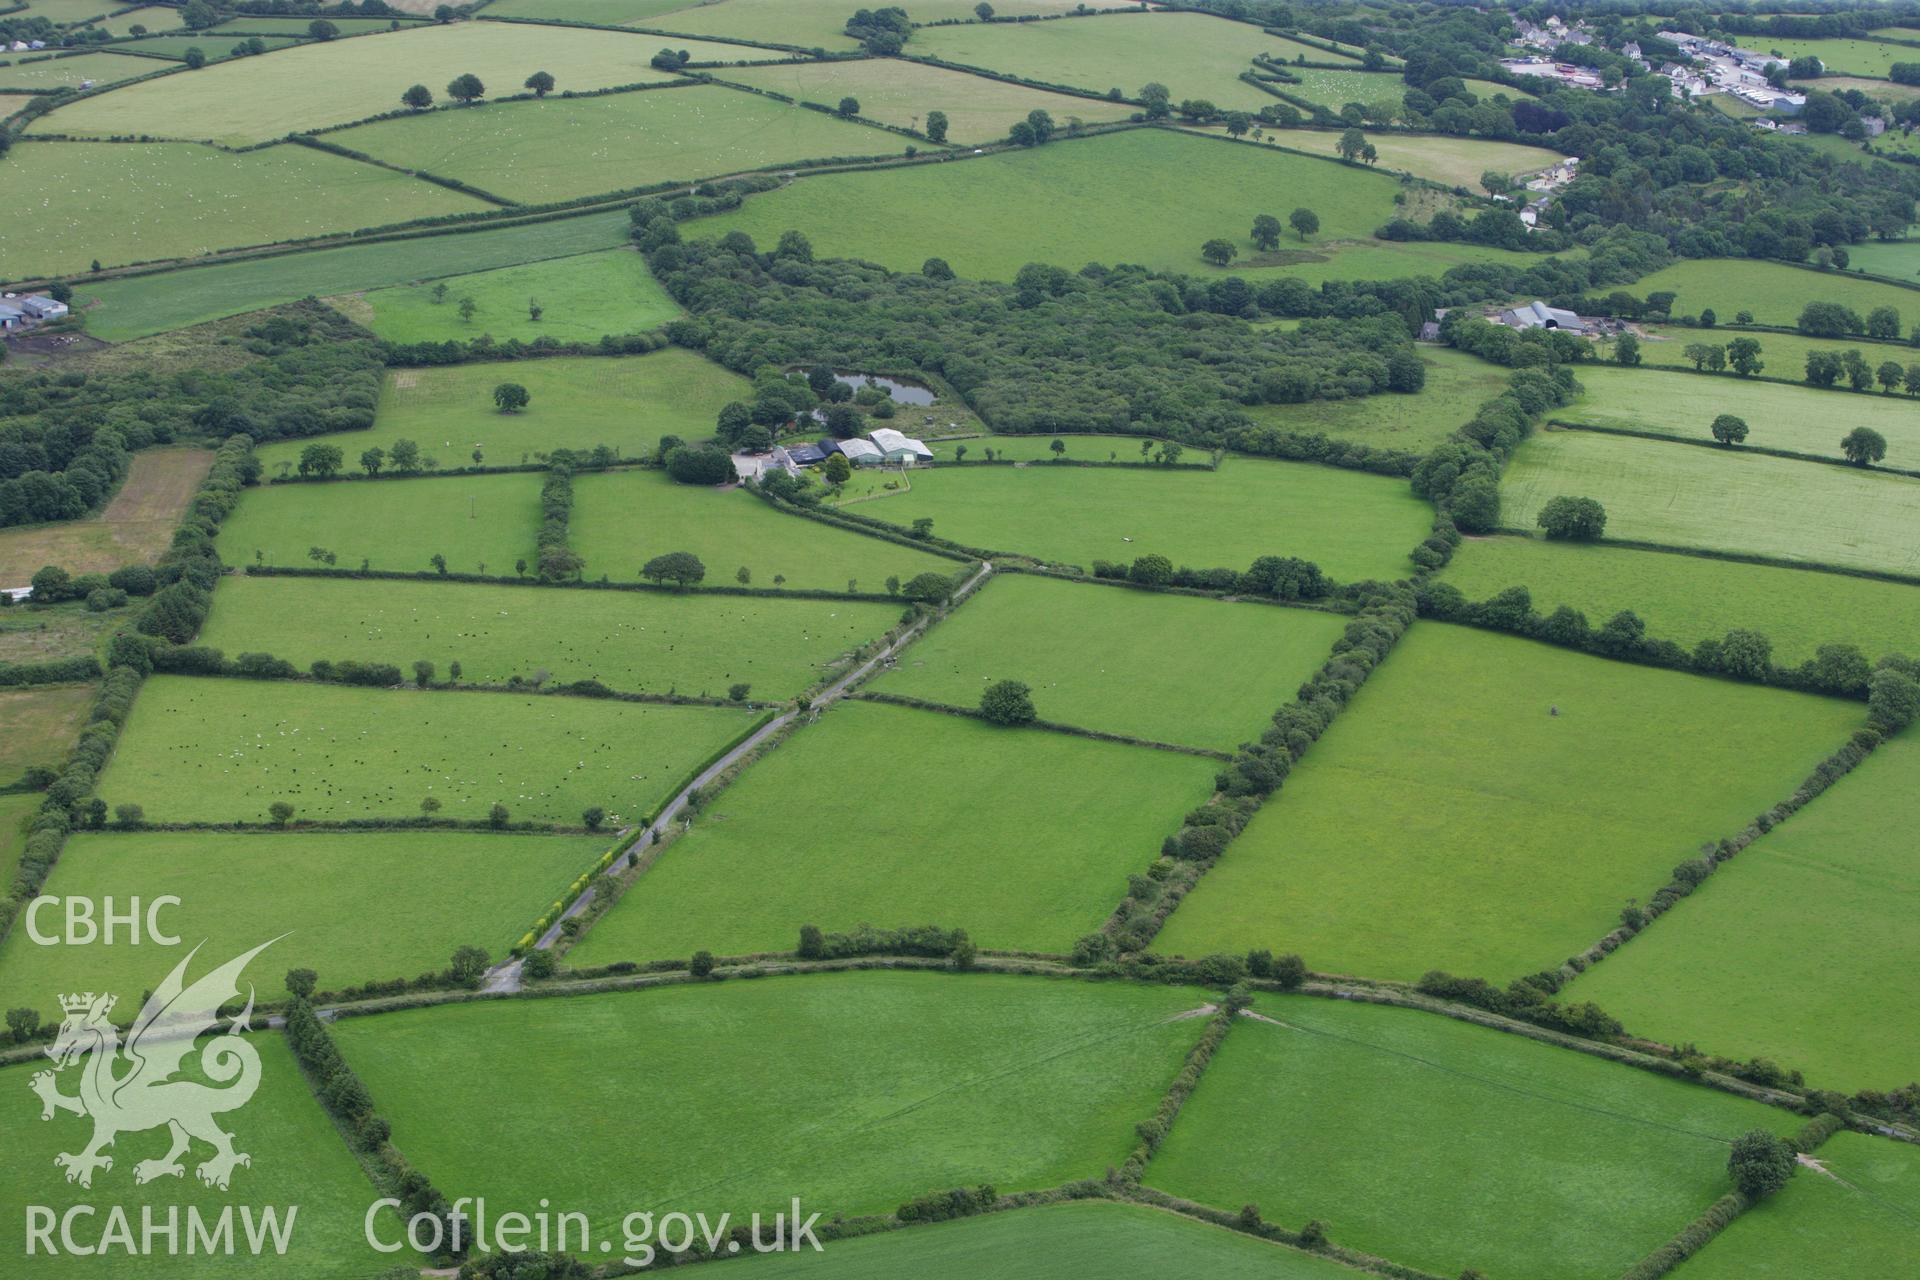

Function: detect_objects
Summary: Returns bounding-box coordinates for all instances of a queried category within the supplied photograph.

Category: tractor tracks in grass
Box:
[481,559,995,992]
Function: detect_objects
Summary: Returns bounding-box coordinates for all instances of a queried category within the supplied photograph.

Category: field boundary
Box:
[1485,531,1920,591]
[852,690,1235,760]
[243,562,921,604]
[1545,418,1920,480]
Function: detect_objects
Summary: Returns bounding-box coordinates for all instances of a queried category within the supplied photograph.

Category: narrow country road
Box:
[482,559,994,992]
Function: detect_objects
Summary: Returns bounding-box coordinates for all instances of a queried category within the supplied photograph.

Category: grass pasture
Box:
[17,0,120,23]
[1148,997,1800,1280]
[0,140,484,278]
[720,57,1134,143]
[330,83,909,204]
[697,1199,1364,1279]
[29,21,690,145]
[329,246,679,344]
[205,16,417,34]
[88,4,184,35]
[873,574,1345,749]
[1245,346,1511,452]
[1627,258,1920,331]
[1153,624,1863,981]
[1560,364,1920,462]
[1440,536,1920,664]
[331,971,1210,1224]
[1624,324,1918,380]
[0,599,130,665]
[0,829,606,1017]
[98,674,759,825]
[1268,65,1408,111]
[569,467,959,592]
[917,12,1356,110]
[648,0,1137,49]
[254,349,749,474]
[695,127,1413,281]
[1274,127,1560,187]
[0,792,37,886]
[199,574,902,698]
[571,700,1219,959]
[0,1042,411,1280]
[844,456,1430,582]
[1501,430,1920,577]
[76,209,632,342]
[1844,237,1920,279]
[216,472,542,574]
[1759,36,1908,78]
[0,50,152,91]
[107,32,303,60]
[0,682,96,781]
[1671,1132,1920,1279]
[1565,726,1920,1093]
[0,447,213,582]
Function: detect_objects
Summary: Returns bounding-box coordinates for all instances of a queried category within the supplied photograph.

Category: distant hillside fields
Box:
[1629,258,1920,330]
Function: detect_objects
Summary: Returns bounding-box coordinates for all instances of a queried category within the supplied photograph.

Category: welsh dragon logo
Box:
[30,938,278,1191]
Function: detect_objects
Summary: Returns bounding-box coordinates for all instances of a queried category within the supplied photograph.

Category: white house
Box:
[868,427,933,464]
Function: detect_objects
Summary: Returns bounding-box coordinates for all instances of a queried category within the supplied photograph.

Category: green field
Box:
[662,0,1133,48]
[0,50,153,90]
[1559,364,1920,462]
[331,971,1209,1225]
[699,126,1405,281]
[0,1041,409,1280]
[571,700,1218,959]
[714,1199,1364,1279]
[569,467,960,592]
[0,599,128,665]
[98,674,758,824]
[1269,65,1408,110]
[0,792,38,887]
[0,683,97,782]
[199,574,902,698]
[1566,727,1920,1093]
[918,11,1356,110]
[1671,1132,1920,1279]
[1761,36,1908,78]
[1501,430,1920,577]
[106,32,302,60]
[206,16,417,34]
[0,829,603,1016]
[1629,258,1920,331]
[873,574,1345,749]
[843,456,1430,582]
[1148,997,1800,1280]
[1154,624,1862,981]
[1844,238,1920,279]
[329,246,678,343]
[254,349,749,474]
[1246,346,1511,452]
[720,57,1134,143]
[1276,127,1559,187]
[218,472,543,573]
[330,84,909,204]
[1625,324,1918,380]
[76,208,632,341]
[16,0,120,23]
[89,4,184,35]
[0,139,483,278]
[1441,536,1920,664]
[29,21,691,144]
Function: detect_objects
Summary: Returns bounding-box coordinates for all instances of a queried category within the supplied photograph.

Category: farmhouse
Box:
[869,428,934,464]
[1498,300,1590,333]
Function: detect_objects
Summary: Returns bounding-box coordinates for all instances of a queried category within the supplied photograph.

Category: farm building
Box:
[1498,300,1590,333]
[15,294,68,321]
[869,428,934,464]
[0,301,24,331]
[835,438,884,466]
[783,442,827,467]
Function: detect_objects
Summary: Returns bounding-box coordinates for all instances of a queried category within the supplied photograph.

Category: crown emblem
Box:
[59,992,113,1015]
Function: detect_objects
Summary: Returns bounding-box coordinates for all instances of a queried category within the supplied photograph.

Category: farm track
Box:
[480,557,994,991]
